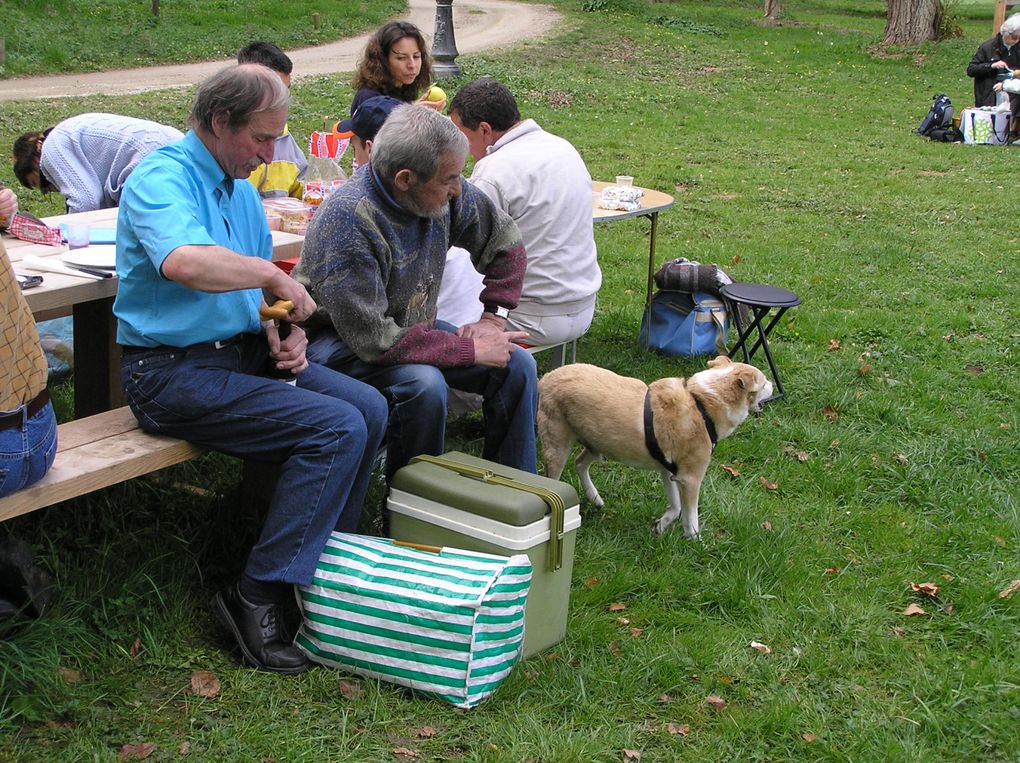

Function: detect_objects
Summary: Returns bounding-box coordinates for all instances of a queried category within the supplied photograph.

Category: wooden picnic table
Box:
[3,207,304,418]
[591,180,675,312]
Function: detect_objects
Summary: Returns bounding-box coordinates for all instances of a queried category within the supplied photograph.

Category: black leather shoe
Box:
[212,583,310,674]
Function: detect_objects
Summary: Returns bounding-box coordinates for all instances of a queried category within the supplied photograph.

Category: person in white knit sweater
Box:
[447,78,601,347]
[13,113,182,214]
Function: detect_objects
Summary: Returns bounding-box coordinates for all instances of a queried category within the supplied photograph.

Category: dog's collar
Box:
[644,390,678,476]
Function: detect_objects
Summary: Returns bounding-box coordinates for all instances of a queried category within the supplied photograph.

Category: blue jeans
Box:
[306,322,538,480]
[121,334,387,587]
[0,401,58,498]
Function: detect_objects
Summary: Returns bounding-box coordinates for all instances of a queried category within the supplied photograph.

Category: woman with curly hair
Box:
[350,21,445,115]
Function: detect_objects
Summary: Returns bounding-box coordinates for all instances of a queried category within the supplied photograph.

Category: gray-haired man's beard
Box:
[398,188,448,219]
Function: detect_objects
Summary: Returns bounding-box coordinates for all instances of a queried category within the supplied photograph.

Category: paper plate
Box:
[61,245,117,270]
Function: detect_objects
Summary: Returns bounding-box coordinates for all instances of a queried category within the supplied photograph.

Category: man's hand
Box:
[457,313,515,339]
[264,273,317,322]
[472,330,531,367]
[993,59,1010,69]
[265,322,310,375]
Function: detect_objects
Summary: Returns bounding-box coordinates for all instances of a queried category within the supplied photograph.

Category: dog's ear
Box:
[708,355,733,369]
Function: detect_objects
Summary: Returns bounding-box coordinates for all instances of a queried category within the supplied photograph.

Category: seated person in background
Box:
[237,41,308,199]
[12,114,183,214]
[968,13,1020,113]
[294,104,538,480]
[114,64,387,674]
[448,78,601,348]
[350,21,446,114]
[0,239,57,500]
[333,94,404,171]
[0,183,17,229]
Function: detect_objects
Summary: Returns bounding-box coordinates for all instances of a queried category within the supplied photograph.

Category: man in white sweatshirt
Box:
[448,79,601,347]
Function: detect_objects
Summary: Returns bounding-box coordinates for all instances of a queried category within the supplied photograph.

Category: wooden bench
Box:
[0,406,202,523]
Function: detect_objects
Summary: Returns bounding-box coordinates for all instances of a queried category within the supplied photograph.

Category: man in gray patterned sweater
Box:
[296,104,538,479]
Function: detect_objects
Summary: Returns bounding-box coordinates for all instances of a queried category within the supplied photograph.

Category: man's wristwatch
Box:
[483,304,510,320]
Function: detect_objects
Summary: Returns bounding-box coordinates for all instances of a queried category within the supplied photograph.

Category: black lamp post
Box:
[432,0,461,78]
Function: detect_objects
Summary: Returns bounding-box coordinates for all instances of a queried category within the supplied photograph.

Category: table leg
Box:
[645,211,659,311]
[72,297,125,417]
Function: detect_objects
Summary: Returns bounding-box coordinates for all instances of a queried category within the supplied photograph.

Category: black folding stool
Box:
[719,282,801,401]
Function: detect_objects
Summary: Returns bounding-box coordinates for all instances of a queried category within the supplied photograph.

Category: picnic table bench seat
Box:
[0,406,202,523]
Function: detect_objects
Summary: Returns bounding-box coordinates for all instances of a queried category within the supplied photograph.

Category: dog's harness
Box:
[643,388,718,478]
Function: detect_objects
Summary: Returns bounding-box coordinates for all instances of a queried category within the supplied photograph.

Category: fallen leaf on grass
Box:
[339,679,361,700]
[828,339,841,351]
[178,741,191,755]
[720,463,741,478]
[667,723,690,736]
[783,446,809,462]
[910,582,940,597]
[416,726,437,738]
[824,566,840,575]
[609,641,621,657]
[903,603,926,616]
[759,477,778,491]
[995,536,1007,548]
[609,602,627,612]
[761,521,773,532]
[129,639,142,658]
[892,452,909,465]
[392,747,419,759]
[584,577,599,587]
[802,732,818,742]
[630,628,644,638]
[623,749,642,762]
[998,580,1020,599]
[189,671,220,699]
[857,363,872,376]
[616,616,631,626]
[58,667,81,684]
[964,363,983,375]
[544,652,561,662]
[890,626,906,637]
[822,405,839,422]
[705,694,727,710]
[749,641,772,655]
[118,743,156,760]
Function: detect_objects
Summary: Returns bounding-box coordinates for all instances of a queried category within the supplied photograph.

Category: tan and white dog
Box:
[537,356,772,538]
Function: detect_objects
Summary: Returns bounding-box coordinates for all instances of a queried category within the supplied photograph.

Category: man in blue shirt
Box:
[114,64,387,674]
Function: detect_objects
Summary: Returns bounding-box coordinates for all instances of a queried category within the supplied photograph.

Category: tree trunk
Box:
[765,0,780,20]
[882,0,943,45]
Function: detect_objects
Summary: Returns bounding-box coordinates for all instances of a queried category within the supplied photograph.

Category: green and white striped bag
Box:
[295,532,532,709]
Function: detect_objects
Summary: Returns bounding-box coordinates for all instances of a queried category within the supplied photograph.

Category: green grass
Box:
[3,0,1020,760]
[0,0,404,77]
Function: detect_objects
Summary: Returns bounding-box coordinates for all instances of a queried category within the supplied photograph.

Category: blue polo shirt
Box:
[114,130,271,348]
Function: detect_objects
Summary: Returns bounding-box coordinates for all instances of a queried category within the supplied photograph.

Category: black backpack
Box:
[917,94,954,136]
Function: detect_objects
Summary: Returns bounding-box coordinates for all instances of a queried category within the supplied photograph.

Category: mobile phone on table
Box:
[15,271,44,290]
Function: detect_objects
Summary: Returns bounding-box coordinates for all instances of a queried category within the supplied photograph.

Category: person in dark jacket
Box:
[967,14,1020,108]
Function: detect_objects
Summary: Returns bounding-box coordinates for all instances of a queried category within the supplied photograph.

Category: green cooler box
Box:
[387,452,580,659]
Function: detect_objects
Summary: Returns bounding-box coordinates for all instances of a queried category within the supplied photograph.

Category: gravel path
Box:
[0,0,562,102]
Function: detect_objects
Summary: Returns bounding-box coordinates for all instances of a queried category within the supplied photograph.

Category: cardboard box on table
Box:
[387,452,580,659]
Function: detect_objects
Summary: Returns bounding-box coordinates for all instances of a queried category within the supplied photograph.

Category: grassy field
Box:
[2,0,1020,761]
[0,0,404,77]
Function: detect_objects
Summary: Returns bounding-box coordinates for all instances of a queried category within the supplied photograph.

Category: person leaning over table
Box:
[294,103,538,481]
[0,238,57,500]
[12,113,183,214]
[447,78,601,348]
[113,63,387,675]
[968,13,1020,130]
[237,40,308,199]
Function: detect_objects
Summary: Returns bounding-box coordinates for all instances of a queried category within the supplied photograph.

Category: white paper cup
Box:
[66,224,90,249]
[615,175,634,187]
